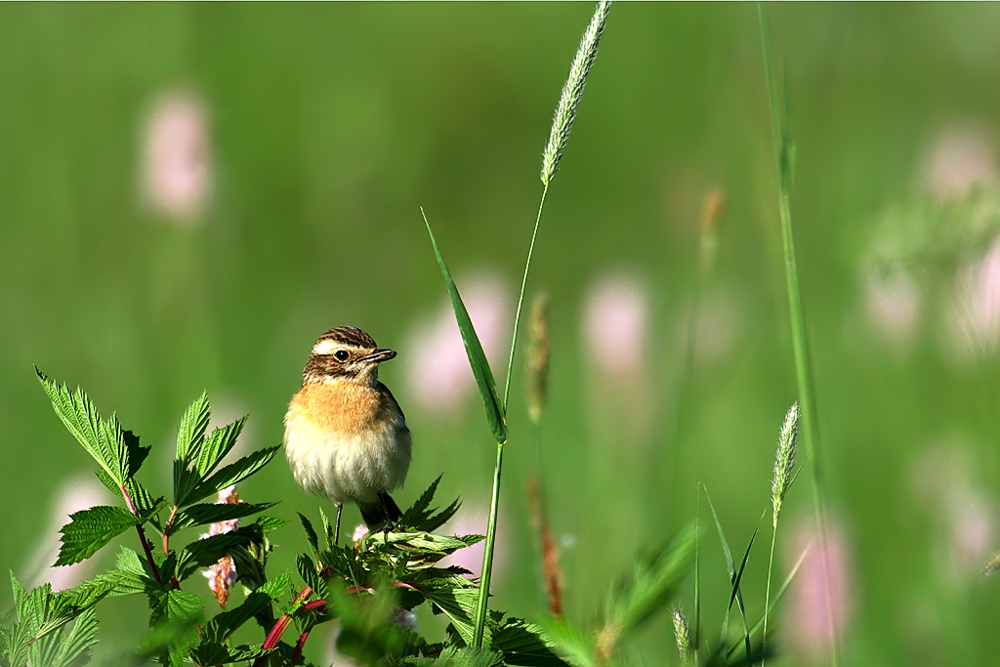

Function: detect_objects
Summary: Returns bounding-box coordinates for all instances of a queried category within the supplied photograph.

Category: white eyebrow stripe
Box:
[313,339,346,356]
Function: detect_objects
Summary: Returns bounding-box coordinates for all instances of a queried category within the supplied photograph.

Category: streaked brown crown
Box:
[302,326,390,385]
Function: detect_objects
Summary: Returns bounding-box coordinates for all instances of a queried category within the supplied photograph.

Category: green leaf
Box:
[175,392,211,463]
[195,417,248,478]
[401,475,462,533]
[36,369,133,488]
[56,506,140,566]
[190,642,265,665]
[607,524,696,639]
[201,591,276,644]
[299,513,320,556]
[493,616,568,666]
[411,570,482,647]
[177,525,263,579]
[170,502,277,531]
[402,646,504,667]
[188,446,280,506]
[422,210,507,443]
[703,485,746,640]
[173,393,212,506]
[49,607,98,667]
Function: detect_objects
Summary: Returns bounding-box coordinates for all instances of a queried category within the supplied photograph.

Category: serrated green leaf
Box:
[493,616,568,666]
[402,646,504,667]
[201,591,276,645]
[194,417,248,478]
[187,446,280,506]
[170,502,276,531]
[299,513,320,556]
[190,642,265,665]
[400,476,463,534]
[177,525,263,579]
[175,393,210,463]
[411,570,482,647]
[56,506,140,566]
[36,369,128,487]
[49,607,98,667]
[256,515,287,534]
[422,211,507,443]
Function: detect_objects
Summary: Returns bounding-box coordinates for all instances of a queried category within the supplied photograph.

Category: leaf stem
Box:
[163,505,179,555]
[502,185,549,412]
[762,521,778,665]
[473,441,504,647]
[135,524,162,586]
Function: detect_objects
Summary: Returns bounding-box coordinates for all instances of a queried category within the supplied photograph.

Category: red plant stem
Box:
[163,506,179,555]
[252,587,315,667]
[290,629,311,665]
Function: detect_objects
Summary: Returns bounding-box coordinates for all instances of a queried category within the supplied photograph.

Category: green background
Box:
[2,3,999,664]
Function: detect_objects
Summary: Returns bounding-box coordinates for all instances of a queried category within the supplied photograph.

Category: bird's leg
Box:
[380,494,395,541]
[334,502,343,546]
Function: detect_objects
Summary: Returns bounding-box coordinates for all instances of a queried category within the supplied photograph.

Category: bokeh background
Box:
[2,3,1000,665]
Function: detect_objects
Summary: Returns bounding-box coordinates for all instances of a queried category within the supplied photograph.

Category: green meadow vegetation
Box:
[3,2,1000,666]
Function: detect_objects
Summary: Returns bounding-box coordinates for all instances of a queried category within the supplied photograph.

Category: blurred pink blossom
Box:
[947,236,1000,357]
[910,442,996,580]
[142,91,212,222]
[25,478,109,591]
[583,272,650,376]
[441,508,506,582]
[922,125,997,199]
[785,518,853,661]
[352,523,369,542]
[863,270,921,345]
[405,272,511,412]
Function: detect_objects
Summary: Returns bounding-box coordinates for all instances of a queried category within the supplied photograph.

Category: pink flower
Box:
[947,236,1000,358]
[922,124,997,199]
[910,442,997,580]
[785,518,853,661]
[405,272,511,413]
[201,485,242,608]
[583,272,649,376]
[142,90,212,222]
[25,478,109,591]
[352,524,369,542]
[863,270,921,345]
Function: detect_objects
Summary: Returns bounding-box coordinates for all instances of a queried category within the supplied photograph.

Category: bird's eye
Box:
[334,350,349,362]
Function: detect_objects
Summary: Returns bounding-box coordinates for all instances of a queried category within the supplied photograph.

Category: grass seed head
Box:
[672,607,692,664]
[540,0,613,187]
[986,552,1000,576]
[526,293,551,424]
[771,402,800,525]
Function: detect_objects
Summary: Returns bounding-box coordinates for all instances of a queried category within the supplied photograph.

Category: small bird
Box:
[284,326,412,543]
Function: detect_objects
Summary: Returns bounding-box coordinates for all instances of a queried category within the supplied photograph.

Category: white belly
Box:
[284,415,411,506]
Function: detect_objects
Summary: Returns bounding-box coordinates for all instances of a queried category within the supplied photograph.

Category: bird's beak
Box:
[359,348,397,364]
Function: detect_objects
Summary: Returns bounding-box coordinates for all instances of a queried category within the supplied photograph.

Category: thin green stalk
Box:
[474,441,505,647]
[693,484,701,665]
[757,4,838,665]
[762,522,778,664]
[503,186,549,411]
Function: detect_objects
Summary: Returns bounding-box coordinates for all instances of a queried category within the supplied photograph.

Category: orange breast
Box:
[287,382,382,433]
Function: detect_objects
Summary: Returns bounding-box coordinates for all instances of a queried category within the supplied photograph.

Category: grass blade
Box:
[726,509,766,658]
[757,4,838,664]
[421,208,507,444]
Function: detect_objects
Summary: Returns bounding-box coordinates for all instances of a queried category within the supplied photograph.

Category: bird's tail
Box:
[360,492,403,528]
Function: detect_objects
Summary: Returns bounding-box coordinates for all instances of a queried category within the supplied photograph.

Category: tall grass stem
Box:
[757,3,838,664]
[474,441,505,647]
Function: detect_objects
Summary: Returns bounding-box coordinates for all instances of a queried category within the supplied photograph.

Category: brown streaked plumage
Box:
[284,326,411,543]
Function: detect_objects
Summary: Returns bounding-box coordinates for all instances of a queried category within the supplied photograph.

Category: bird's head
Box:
[302,326,397,386]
